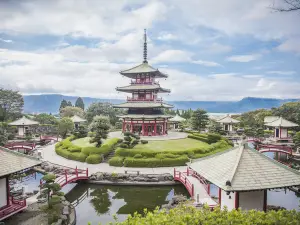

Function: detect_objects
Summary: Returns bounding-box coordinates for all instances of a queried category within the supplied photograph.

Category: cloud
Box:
[266,70,296,75]
[0,38,13,43]
[151,50,192,63]
[157,33,177,41]
[192,60,221,67]
[226,54,261,62]
[203,43,232,54]
[277,38,300,53]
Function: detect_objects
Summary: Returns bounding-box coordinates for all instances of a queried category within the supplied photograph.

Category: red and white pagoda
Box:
[113,30,173,136]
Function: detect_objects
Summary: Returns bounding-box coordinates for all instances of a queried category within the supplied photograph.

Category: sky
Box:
[0,0,299,101]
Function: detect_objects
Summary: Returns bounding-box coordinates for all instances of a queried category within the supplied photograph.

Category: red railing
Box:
[187,168,210,195]
[127,96,163,102]
[174,169,194,197]
[40,135,58,141]
[0,196,26,220]
[258,144,293,155]
[4,142,36,153]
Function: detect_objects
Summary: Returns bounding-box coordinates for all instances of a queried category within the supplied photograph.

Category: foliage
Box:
[108,205,300,225]
[59,99,68,112]
[244,126,264,138]
[208,121,226,135]
[86,154,102,164]
[191,109,209,132]
[75,97,85,110]
[86,102,121,125]
[81,138,120,156]
[187,133,221,144]
[89,115,110,147]
[124,155,189,167]
[41,173,62,207]
[60,106,85,118]
[0,124,8,146]
[24,129,32,141]
[73,124,88,139]
[133,153,143,158]
[0,88,24,121]
[34,113,58,125]
[108,156,124,167]
[293,131,300,149]
[141,140,148,144]
[272,102,300,131]
[58,117,74,138]
[121,132,140,149]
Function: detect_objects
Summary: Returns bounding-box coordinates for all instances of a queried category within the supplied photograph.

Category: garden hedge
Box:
[108,156,124,167]
[124,155,189,167]
[81,137,120,156]
[86,154,102,164]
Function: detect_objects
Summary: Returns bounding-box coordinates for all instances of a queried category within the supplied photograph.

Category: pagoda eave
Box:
[116,86,171,93]
[118,114,173,119]
[113,102,173,109]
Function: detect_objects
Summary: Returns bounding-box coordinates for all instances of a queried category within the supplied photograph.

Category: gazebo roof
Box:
[120,63,168,78]
[9,116,39,126]
[70,115,86,123]
[216,115,239,124]
[0,147,41,177]
[118,114,172,119]
[188,143,300,191]
[264,116,280,124]
[169,114,186,122]
[116,84,170,93]
[265,117,298,127]
[113,102,173,109]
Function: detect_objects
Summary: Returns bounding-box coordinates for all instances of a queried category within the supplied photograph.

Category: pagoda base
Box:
[122,118,168,136]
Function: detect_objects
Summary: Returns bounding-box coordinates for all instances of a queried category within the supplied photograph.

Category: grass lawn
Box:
[134,138,210,151]
[72,137,95,147]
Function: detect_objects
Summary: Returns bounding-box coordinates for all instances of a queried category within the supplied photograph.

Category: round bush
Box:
[68,152,87,162]
[133,154,143,158]
[141,140,148,144]
[124,136,132,142]
[108,157,124,167]
[86,154,102,164]
[68,146,82,152]
[119,143,129,148]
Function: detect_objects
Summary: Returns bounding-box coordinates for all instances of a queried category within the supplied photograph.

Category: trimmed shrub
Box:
[81,138,120,156]
[55,147,71,159]
[187,134,209,143]
[86,154,102,164]
[133,154,143,158]
[124,155,189,167]
[108,157,124,167]
[124,136,132,142]
[68,152,87,162]
[132,139,139,145]
[119,143,129,148]
[135,136,141,140]
[141,140,148,144]
[155,153,179,159]
[68,146,82,152]
[207,133,222,144]
[124,131,133,136]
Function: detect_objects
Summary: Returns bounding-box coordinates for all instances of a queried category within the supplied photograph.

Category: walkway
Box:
[41,143,186,175]
[108,131,188,141]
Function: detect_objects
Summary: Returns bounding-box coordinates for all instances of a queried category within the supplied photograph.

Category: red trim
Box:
[6,176,9,206]
[219,188,221,205]
[235,192,239,209]
[263,190,267,212]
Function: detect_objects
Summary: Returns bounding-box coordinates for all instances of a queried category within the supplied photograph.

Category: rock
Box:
[133,177,147,182]
[62,201,70,206]
[37,198,47,203]
[44,165,53,172]
[170,195,187,205]
[161,204,172,210]
[96,173,104,180]
[267,205,286,211]
[60,215,68,221]
[150,178,159,182]
[54,219,63,225]
[157,176,165,182]
[60,196,66,201]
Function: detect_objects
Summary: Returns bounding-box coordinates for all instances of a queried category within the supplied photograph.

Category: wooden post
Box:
[235,192,239,209]
[263,190,267,212]
[187,167,189,176]
[86,168,89,177]
[75,166,78,177]
[208,183,210,195]
[192,184,194,197]
[65,170,68,182]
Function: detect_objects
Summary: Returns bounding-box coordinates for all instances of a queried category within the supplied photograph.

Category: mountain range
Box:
[23,94,299,114]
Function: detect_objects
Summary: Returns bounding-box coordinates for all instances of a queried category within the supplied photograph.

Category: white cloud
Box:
[226,54,261,62]
[157,33,177,41]
[152,50,192,63]
[192,60,221,67]
[203,43,232,54]
[277,38,300,53]
[266,70,296,75]
[0,38,13,43]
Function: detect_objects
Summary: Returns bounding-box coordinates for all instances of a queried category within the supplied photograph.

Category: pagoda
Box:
[113,30,173,136]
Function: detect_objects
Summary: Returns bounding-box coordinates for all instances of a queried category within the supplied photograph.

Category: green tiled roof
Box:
[118,114,172,119]
[120,63,168,78]
[116,84,170,93]
[189,143,300,191]
[0,147,41,176]
[113,102,173,109]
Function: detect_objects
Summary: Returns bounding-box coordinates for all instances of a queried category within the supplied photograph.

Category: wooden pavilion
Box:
[216,114,239,132]
[264,117,298,141]
[70,115,86,129]
[8,116,39,137]
[168,114,186,130]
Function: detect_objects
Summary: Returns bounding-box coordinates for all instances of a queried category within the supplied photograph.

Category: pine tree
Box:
[59,100,68,111]
[191,109,209,132]
[75,97,85,110]
[67,101,72,107]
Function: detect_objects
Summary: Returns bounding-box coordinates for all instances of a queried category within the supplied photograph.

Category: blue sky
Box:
[0,0,299,101]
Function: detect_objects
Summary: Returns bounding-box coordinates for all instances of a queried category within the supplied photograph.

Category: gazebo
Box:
[216,115,239,132]
[9,116,39,137]
[0,147,41,221]
[187,143,300,211]
[168,115,186,130]
[264,117,298,140]
[70,115,86,129]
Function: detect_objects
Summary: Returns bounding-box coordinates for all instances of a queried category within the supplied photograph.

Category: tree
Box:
[73,124,88,139]
[75,97,85,110]
[59,100,68,112]
[89,116,110,147]
[272,102,300,131]
[60,106,85,118]
[0,88,24,121]
[293,131,300,149]
[0,124,8,146]
[86,102,120,125]
[58,117,74,138]
[273,0,300,12]
[34,113,58,125]
[41,174,62,206]
[191,109,209,132]
[67,101,73,107]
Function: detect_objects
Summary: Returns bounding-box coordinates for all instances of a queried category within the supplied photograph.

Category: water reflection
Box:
[65,184,189,224]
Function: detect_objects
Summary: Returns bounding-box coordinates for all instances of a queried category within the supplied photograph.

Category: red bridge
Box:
[4,142,36,154]
[257,144,293,156]
[40,135,58,142]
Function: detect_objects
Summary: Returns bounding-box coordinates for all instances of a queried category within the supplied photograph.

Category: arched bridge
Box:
[257,144,293,156]
[40,135,59,142]
[4,142,36,154]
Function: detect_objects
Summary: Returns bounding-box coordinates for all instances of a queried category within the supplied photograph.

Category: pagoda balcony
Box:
[127,96,163,102]
[130,80,159,85]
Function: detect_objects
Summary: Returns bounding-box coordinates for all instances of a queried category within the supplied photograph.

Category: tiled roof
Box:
[216,115,239,124]
[118,114,172,119]
[265,117,298,127]
[113,102,173,109]
[264,116,280,124]
[70,115,86,123]
[0,147,41,176]
[169,114,186,122]
[188,143,300,191]
[9,116,39,126]
[116,84,170,93]
[120,63,168,78]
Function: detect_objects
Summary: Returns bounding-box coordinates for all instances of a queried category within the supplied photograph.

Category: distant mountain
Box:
[23,94,299,114]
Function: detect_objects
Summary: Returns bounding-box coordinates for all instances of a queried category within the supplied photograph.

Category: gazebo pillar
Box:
[130,119,133,133]
[154,119,157,136]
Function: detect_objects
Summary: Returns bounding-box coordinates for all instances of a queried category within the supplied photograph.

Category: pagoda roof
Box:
[118,114,172,119]
[113,102,173,109]
[216,115,239,124]
[9,116,39,126]
[265,117,298,127]
[264,116,280,124]
[120,63,168,78]
[0,147,41,177]
[169,114,186,122]
[116,84,170,93]
[70,115,86,123]
[188,143,300,191]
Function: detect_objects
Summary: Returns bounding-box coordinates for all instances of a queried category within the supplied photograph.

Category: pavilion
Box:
[0,147,41,221]
[187,143,300,211]
[9,116,39,137]
[70,115,86,129]
[168,115,186,130]
[216,114,239,132]
[264,117,298,140]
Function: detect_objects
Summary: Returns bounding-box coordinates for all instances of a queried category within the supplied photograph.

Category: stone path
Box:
[108,131,188,140]
[41,143,186,175]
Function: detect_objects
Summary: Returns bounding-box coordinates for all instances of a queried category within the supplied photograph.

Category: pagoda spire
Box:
[143,29,148,63]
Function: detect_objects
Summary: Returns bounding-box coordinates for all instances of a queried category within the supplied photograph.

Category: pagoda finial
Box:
[143,29,148,63]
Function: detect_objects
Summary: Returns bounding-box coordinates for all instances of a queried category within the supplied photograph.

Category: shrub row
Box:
[108,156,124,167]
[123,155,189,167]
[81,138,121,156]
[86,154,102,164]
[188,133,222,144]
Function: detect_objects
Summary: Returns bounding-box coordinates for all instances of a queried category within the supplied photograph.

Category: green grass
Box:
[72,137,95,147]
[134,138,210,151]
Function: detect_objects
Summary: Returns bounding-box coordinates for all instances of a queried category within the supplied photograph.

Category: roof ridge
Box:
[228,144,245,185]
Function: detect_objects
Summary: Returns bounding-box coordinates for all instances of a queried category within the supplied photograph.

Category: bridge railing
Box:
[187,167,210,195]
[40,135,59,141]
[258,144,293,155]
[174,169,194,197]
[4,142,36,149]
